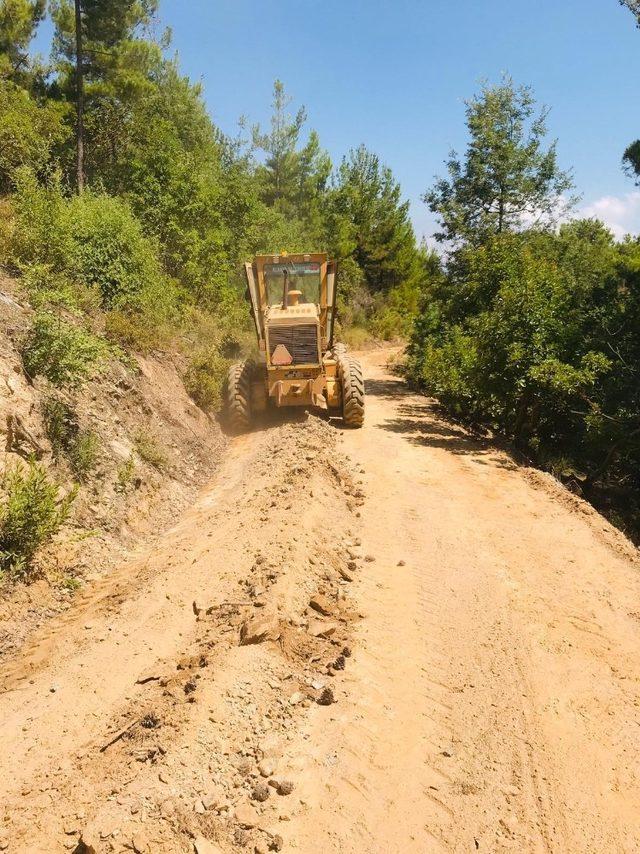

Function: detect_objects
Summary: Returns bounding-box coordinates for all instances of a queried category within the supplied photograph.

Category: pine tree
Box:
[425,77,575,246]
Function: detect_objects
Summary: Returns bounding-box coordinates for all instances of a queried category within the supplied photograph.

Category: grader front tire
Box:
[338,355,364,428]
[226,361,252,434]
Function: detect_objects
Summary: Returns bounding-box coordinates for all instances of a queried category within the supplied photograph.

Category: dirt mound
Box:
[0,413,364,852]
[0,275,225,657]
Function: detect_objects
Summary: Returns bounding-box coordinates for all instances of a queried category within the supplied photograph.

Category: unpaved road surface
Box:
[1,350,640,853]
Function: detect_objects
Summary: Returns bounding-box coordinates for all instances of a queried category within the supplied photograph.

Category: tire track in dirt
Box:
[2,350,640,853]
[283,350,640,854]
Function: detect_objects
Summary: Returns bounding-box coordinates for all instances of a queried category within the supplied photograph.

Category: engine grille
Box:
[268,323,319,365]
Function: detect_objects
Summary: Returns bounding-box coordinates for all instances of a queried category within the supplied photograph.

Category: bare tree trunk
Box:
[74,0,85,193]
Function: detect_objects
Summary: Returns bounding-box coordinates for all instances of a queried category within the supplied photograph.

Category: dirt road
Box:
[1,350,640,853]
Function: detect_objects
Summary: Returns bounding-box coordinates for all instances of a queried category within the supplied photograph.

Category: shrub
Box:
[68,431,100,481]
[0,460,76,578]
[22,311,108,387]
[133,431,168,469]
[43,396,99,481]
[184,348,231,411]
[115,455,136,493]
[0,83,67,192]
[10,172,177,339]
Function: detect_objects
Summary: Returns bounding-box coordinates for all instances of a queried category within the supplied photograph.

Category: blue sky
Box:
[34,0,640,241]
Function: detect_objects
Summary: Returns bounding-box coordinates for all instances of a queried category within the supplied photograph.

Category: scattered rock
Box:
[240,615,280,645]
[365,554,376,562]
[258,759,276,778]
[274,779,295,796]
[202,787,225,810]
[307,619,338,638]
[309,594,333,616]
[317,687,335,706]
[235,802,260,828]
[132,834,150,853]
[347,560,358,572]
[193,837,224,854]
[339,566,354,581]
[268,834,284,851]
[252,782,270,802]
[78,831,99,853]
[397,559,406,566]
[288,691,305,706]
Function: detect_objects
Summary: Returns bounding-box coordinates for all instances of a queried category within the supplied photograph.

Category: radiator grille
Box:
[268,323,319,365]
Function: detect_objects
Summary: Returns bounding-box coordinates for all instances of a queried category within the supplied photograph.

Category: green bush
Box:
[407,224,640,535]
[10,171,176,334]
[0,460,76,578]
[184,348,231,411]
[22,310,108,387]
[133,431,168,469]
[115,455,136,493]
[43,396,100,481]
[0,83,67,192]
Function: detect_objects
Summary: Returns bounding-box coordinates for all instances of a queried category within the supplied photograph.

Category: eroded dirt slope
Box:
[1,350,640,853]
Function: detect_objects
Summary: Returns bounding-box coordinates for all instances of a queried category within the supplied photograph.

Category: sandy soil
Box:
[1,350,640,853]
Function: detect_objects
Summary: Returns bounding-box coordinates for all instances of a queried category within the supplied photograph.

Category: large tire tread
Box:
[226,361,252,433]
[338,355,364,428]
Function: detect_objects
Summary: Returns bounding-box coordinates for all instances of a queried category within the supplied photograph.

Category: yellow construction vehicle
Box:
[225,252,364,432]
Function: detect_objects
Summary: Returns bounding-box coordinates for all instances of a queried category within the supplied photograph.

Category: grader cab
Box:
[225,252,364,432]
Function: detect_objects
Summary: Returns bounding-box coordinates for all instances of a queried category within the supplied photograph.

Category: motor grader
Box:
[225,252,364,432]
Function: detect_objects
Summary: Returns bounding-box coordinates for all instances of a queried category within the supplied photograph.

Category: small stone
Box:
[235,802,260,828]
[78,831,99,854]
[268,834,284,851]
[307,619,338,638]
[347,560,357,571]
[132,834,150,853]
[158,771,169,784]
[258,759,275,778]
[252,782,270,802]
[193,837,224,854]
[317,687,335,706]
[275,779,294,796]
[365,554,375,562]
[309,594,333,616]
[397,559,406,567]
[240,615,280,645]
[194,799,206,814]
[338,566,354,581]
[289,691,304,706]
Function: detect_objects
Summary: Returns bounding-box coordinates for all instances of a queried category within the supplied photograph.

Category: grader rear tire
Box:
[332,342,347,358]
[338,355,364,428]
[226,361,252,433]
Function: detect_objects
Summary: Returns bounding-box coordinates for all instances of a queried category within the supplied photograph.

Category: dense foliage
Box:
[408,77,640,537]
[0,1,428,389]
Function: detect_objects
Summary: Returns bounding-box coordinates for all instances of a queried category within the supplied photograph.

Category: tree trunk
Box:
[74,0,85,193]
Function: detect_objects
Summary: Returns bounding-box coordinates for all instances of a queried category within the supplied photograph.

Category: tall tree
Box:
[51,0,160,188]
[425,77,575,246]
[620,0,640,25]
[252,80,307,208]
[623,140,640,185]
[73,0,84,191]
[0,0,45,84]
[621,3,640,182]
[329,145,422,293]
